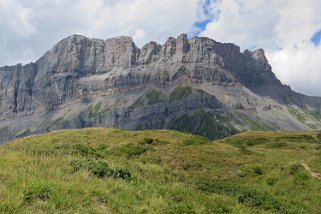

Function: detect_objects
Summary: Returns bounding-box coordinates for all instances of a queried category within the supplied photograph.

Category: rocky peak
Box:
[35,35,142,78]
[176,33,190,53]
[187,36,239,61]
[139,41,161,64]
[243,48,271,73]
[161,37,177,58]
[65,34,90,44]
[250,48,267,60]
[243,48,268,64]
[105,36,140,69]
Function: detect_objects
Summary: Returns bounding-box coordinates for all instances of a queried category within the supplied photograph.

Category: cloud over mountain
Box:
[1,0,321,95]
[201,0,321,96]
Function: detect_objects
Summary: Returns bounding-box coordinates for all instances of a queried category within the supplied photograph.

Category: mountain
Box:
[1,33,321,143]
[1,128,321,213]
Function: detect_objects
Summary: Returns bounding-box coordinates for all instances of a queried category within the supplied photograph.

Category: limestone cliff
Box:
[1,34,321,142]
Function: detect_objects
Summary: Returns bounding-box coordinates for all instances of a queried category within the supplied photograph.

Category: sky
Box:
[0,0,321,96]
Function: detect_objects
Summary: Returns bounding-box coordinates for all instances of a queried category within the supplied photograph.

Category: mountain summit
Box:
[0,33,321,142]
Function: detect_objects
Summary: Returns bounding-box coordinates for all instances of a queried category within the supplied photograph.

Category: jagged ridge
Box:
[0,33,321,142]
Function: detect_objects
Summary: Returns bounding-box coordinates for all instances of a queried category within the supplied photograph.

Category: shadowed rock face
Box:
[0,33,321,142]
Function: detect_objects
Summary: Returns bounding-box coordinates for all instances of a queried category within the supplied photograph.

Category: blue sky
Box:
[1,0,321,96]
[311,30,321,46]
[194,0,214,32]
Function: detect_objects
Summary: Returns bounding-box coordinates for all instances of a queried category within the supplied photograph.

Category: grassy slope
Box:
[0,129,321,213]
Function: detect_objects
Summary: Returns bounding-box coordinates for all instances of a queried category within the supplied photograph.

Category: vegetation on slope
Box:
[88,101,103,118]
[0,129,321,213]
[169,85,192,102]
[167,110,238,139]
[145,89,162,105]
[288,107,321,129]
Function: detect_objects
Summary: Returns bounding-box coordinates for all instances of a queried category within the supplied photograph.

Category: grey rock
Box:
[1,33,321,143]
[139,41,161,64]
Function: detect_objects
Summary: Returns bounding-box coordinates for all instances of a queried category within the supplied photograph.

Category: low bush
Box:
[245,138,270,146]
[289,164,304,175]
[266,177,278,186]
[110,140,166,158]
[141,138,154,145]
[70,159,131,180]
[266,142,287,149]
[276,135,316,143]
[228,138,269,148]
[253,166,263,175]
[182,136,210,146]
[70,159,114,177]
[23,181,54,203]
[196,179,283,211]
[113,169,131,180]
[120,143,149,157]
[294,172,310,185]
[240,148,255,155]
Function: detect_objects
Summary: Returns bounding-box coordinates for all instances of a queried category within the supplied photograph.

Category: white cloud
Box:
[274,0,321,48]
[201,0,321,96]
[0,0,37,65]
[266,42,321,96]
[0,0,200,66]
[201,0,282,49]
[0,0,36,37]
[75,0,200,45]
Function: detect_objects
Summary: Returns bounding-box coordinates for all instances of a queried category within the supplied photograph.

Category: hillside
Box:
[1,128,321,213]
[1,34,321,143]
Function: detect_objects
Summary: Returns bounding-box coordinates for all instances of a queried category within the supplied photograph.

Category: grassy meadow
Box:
[0,128,321,213]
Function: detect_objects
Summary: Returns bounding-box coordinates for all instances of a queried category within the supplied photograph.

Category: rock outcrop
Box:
[1,33,321,143]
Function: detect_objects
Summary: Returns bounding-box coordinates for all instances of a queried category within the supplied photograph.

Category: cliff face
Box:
[1,34,321,142]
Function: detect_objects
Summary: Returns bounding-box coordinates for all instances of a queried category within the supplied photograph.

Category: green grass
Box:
[167,110,238,139]
[0,126,9,134]
[182,135,210,146]
[226,137,270,148]
[288,107,321,129]
[237,113,274,131]
[146,89,162,105]
[309,152,321,172]
[169,85,192,101]
[70,159,131,179]
[88,101,103,118]
[130,89,163,108]
[196,179,290,212]
[1,128,321,213]
[265,142,287,148]
[288,107,306,123]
